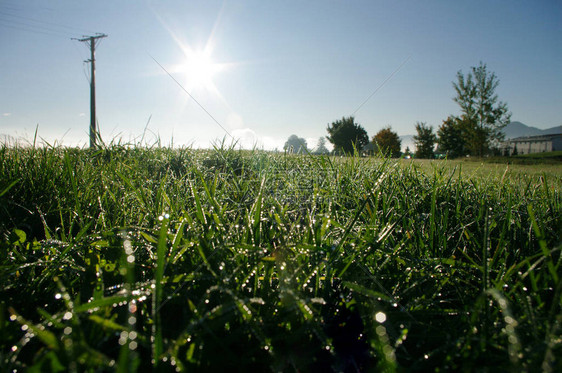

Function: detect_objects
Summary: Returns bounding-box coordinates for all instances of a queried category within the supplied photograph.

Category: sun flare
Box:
[177,48,223,93]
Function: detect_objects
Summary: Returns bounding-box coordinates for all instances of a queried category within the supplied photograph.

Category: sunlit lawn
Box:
[1,144,560,371]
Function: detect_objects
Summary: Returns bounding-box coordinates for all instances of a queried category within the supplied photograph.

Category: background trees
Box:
[452,62,511,156]
[313,136,330,155]
[372,126,401,158]
[284,135,308,153]
[413,122,436,159]
[326,116,369,154]
[437,116,467,158]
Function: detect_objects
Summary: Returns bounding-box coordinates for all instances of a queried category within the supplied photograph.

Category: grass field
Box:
[1,143,560,371]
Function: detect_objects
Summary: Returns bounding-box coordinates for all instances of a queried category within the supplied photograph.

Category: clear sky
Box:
[1,0,561,150]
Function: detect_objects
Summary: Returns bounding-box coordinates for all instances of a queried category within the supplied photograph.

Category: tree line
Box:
[285,62,511,158]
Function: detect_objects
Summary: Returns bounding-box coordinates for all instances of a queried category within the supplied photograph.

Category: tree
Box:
[452,62,511,156]
[284,135,308,154]
[314,136,330,155]
[413,122,437,159]
[326,116,369,154]
[372,126,401,158]
[437,116,467,158]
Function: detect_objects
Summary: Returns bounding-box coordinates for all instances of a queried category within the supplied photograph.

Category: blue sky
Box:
[1,0,560,150]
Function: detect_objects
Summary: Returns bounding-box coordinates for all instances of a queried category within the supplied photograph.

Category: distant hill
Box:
[503,121,562,139]
[542,126,562,135]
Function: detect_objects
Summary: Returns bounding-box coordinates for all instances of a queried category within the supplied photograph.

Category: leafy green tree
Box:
[452,62,511,156]
[284,135,308,154]
[326,116,369,154]
[437,116,467,158]
[314,136,330,155]
[413,122,437,159]
[372,126,401,158]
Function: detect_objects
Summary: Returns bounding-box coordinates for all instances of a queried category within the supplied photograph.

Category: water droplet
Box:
[375,312,387,323]
[55,293,62,300]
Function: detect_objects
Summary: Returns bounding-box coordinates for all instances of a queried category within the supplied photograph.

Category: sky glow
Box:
[0,0,560,150]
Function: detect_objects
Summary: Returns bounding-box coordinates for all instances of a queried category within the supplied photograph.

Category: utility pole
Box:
[73,33,107,148]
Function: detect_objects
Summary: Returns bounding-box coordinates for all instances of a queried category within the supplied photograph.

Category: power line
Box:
[0,19,71,38]
[0,8,96,36]
[352,56,412,116]
[149,53,234,140]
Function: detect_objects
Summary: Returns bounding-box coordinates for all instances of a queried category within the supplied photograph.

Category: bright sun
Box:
[178,48,223,93]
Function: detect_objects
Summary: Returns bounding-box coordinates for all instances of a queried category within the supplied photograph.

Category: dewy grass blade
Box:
[486,288,522,369]
[152,214,169,366]
[527,204,559,284]
[0,178,19,198]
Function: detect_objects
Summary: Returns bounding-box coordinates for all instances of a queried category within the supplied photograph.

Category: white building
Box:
[503,134,562,155]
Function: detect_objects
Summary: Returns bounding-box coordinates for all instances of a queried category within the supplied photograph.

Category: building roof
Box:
[507,133,562,142]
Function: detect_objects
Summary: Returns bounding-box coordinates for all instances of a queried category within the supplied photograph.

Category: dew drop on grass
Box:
[11,345,17,352]
[9,315,16,321]
[375,312,387,323]
[55,293,62,300]
[63,327,72,335]
[21,325,28,331]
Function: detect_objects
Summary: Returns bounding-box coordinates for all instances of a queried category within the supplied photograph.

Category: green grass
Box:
[476,151,562,165]
[516,150,562,158]
[0,143,560,371]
